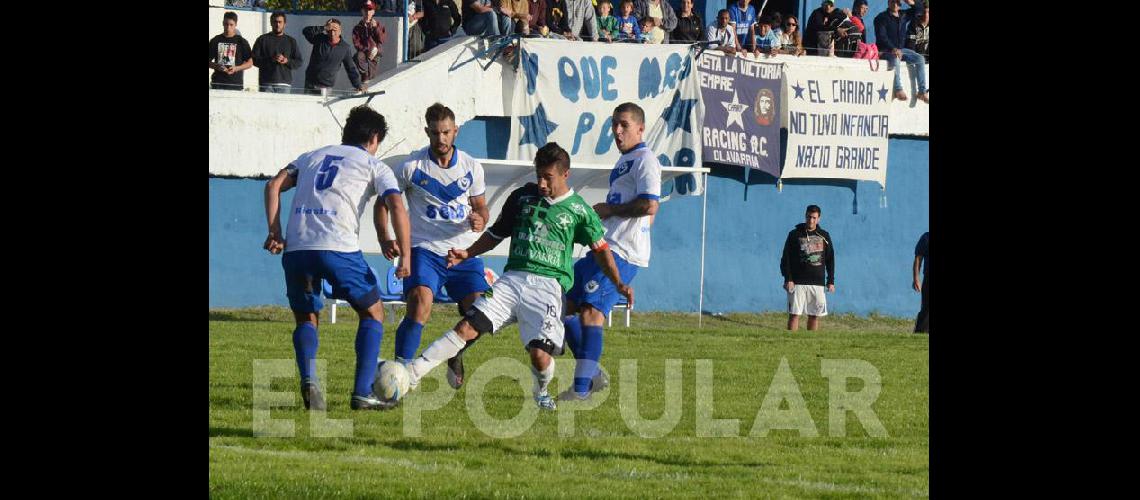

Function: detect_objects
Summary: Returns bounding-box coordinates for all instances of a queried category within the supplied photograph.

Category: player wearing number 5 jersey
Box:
[263,105,413,412]
[377,103,490,384]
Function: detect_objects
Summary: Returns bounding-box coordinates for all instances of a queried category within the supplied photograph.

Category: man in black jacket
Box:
[420,0,462,52]
[252,11,303,93]
[780,205,835,331]
[302,19,365,95]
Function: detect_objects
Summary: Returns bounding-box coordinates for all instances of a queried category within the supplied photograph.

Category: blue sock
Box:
[574,325,605,394]
[394,318,424,361]
[353,319,384,397]
[563,315,583,358]
[293,323,319,383]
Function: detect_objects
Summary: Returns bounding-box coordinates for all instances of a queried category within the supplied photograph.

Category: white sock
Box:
[531,359,555,397]
[408,330,466,386]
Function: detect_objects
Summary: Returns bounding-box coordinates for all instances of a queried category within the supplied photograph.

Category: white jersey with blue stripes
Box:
[284,144,401,253]
[394,147,487,256]
[603,143,662,267]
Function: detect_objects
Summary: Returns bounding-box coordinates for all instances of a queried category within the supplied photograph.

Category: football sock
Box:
[293,322,319,383]
[394,318,424,361]
[407,330,466,384]
[532,359,555,397]
[574,325,605,394]
[562,315,583,358]
[352,319,384,397]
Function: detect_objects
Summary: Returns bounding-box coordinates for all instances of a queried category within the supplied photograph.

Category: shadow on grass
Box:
[210,426,254,438]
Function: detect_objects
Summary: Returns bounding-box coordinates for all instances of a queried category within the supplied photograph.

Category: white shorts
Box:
[788,284,828,317]
[471,270,565,350]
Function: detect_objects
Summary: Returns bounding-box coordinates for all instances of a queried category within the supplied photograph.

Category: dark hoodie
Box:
[780,223,835,287]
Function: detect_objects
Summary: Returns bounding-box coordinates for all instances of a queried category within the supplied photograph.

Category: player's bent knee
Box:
[579,305,605,325]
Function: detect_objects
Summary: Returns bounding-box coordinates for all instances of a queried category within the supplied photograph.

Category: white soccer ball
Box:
[375,359,411,401]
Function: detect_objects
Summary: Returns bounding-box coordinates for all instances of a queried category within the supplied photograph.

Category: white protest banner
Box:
[782,64,893,188]
[508,38,704,194]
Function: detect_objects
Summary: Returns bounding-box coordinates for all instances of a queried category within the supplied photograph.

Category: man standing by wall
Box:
[780,205,836,331]
[303,19,366,95]
[208,11,253,91]
[252,11,303,93]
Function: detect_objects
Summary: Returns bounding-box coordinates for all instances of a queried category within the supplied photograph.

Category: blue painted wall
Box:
[211,116,926,317]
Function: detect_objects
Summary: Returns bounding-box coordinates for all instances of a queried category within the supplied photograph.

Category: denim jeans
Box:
[260,84,292,94]
[463,11,512,37]
[883,48,928,94]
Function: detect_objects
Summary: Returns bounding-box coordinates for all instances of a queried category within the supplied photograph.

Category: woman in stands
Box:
[778,15,805,56]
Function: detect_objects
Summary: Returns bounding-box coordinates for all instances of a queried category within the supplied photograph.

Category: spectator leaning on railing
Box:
[706,9,738,55]
[526,0,550,36]
[727,0,756,50]
[670,0,702,43]
[803,0,837,56]
[209,11,253,91]
[614,0,641,41]
[779,14,805,56]
[566,0,599,41]
[302,19,365,95]
[874,0,928,102]
[640,17,664,43]
[252,11,303,93]
[751,14,780,57]
[352,1,388,86]
[634,0,676,43]
[547,0,574,38]
[596,1,620,42]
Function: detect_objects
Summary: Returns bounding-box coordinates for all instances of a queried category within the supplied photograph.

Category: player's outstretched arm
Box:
[593,198,658,219]
[447,232,502,268]
[263,166,296,254]
[592,244,634,306]
[385,191,413,278]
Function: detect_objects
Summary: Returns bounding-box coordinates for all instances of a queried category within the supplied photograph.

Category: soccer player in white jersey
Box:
[263,105,412,411]
[560,102,661,401]
[375,103,490,389]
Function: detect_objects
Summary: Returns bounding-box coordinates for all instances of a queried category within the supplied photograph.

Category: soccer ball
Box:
[375,359,411,401]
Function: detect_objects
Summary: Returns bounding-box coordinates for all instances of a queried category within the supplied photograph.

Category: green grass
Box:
[210,307,928,498]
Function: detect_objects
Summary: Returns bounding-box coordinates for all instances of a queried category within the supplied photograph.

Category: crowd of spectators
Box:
[211,0,929,94]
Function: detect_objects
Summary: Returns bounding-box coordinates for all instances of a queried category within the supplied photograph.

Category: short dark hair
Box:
[613,102,645,125]
[223,11,238,23]
[425,102,456,125]
[759,15,772,26]
[770,12,782,26]
[342,105,389,146]
[718,8,729,17]
[271,11,287,22]
[853,0,869,8]
[806,205,822,216]
[535,142,570,173]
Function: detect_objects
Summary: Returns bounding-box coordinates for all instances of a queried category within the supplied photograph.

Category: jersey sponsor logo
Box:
[585,280,600,293]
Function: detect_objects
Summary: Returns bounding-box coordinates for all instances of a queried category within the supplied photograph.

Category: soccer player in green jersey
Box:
[403,142,634,410]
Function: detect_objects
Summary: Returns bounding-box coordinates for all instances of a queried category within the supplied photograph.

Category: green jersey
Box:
[487,184,607,292]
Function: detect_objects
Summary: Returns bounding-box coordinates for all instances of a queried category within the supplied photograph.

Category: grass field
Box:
[209,306,928,498]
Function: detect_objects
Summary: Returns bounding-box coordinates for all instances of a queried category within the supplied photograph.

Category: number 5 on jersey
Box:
[315,155,343,191]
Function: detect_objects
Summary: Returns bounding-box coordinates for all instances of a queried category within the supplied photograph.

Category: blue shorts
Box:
[566,251,639,316]
[281,250,381,314]
[403,247,490,301]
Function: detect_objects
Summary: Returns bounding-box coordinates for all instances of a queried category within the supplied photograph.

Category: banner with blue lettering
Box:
[508,39,704,195]
[782,65,892,188]
[696,53,782,179]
